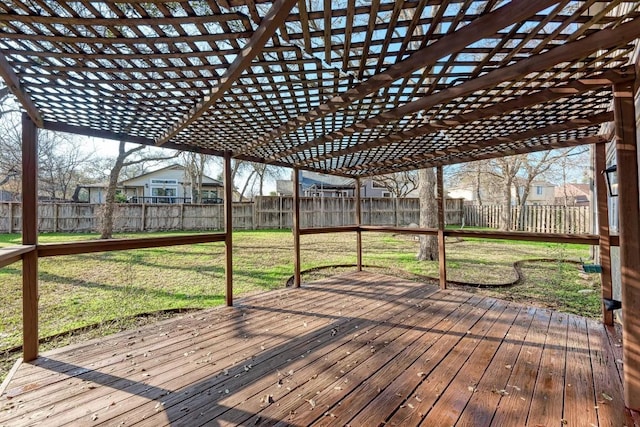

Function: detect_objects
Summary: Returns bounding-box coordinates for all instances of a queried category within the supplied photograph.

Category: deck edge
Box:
[0,357,23,396]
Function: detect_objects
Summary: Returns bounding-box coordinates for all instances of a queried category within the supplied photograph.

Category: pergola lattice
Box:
[0,0,638,176]
[1,0,640,415]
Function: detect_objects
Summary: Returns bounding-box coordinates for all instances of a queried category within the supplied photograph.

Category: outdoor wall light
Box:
[604,165,618,197]
[603,298,622,311]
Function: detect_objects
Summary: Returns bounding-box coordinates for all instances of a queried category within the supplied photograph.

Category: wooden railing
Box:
[0,245,36,268]
[38,233,225,257]
[298,225,618,245]
[0,233,226,267]
[0,227,619,271]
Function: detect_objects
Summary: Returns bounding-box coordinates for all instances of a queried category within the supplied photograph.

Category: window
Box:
[202,190,218,199]
[151,187,176,197]
[535,186,543,195]
[76,188,89,203]
[371,180,386,189]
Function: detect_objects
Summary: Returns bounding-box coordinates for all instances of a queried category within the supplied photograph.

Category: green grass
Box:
[0,229,601,380]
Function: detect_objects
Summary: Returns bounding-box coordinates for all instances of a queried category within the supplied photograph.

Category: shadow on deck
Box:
[0,271,635,426]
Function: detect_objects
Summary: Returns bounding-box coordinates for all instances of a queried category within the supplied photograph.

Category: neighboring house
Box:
[449,180,555,205]
[447,187,474,202]
[0,189,18,201]
[517,180,556,205]
[554,183,591,206]
[75,165,224,204]
[73,183,109,204]
[276,171,418,198]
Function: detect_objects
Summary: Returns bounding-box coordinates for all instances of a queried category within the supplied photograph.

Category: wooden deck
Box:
[0,271,634,426]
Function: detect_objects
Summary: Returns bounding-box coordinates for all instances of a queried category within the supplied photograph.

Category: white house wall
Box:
[120,167,221,199]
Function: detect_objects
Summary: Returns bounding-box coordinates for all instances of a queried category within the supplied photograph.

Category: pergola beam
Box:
[0,12,248,26]
[357,134,607,178]
[0,54,42,127]
[156,0,298,146]
[40,120,350,178]
[295,70,629,165]
[240,0,560,155]
[275,20,640,162]
[337,111,613,175]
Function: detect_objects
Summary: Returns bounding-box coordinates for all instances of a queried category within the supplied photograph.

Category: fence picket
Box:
[0,200,590,234]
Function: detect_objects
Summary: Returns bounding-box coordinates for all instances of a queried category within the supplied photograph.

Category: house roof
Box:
[555,183,591,198]
[119,164,222,186]
[0,1,638,177]
[300,171,355,189]
[513,178,554,187]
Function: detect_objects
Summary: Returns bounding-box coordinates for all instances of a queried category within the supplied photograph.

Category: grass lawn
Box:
[0,229,601,380]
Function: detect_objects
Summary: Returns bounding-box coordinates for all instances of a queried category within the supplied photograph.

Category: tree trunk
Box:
[197,155,205,202]
[239,170,255,201]
[99,141,143,239]
[259,173,265,196]
[100,164,122,239]
[475,166,483,206]
[500,177,512,231]
[417,168,438,261]
[517,186,531,231]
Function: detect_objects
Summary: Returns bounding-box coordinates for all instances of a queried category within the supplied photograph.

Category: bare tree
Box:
[38,132,93,200]
[241,162,288,199]
[181,152,210,203]
[0,112,93,200]
[491,156,523,230]
[100,141,178,239]
[0,113,22,196]
[372,171,419,197]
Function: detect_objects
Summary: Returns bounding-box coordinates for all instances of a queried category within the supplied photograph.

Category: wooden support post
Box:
[595,142,613,326]
[437,166,447,289]
[293,168,301,287]
[355,178,362,271]
[613,78,640,411]
[21,114,38,362]
[223,151,233,306]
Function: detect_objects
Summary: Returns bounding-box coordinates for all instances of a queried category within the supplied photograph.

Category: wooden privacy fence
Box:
[463,204,591,234]
[253,196,464,229]
[0,197,465,233]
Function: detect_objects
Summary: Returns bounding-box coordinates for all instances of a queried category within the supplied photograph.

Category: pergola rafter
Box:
[240,0,560,156]
[333,111,614,175]
[269,20,640,164]
[295,70,630,166]
[156,0,299,145]
[0,53,41,126]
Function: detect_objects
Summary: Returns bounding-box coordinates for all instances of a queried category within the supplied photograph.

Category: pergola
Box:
[0,0,639,415]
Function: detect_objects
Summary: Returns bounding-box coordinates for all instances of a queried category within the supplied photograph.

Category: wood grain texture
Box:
[21,114,38,362]
[614,79,640,411]
[0,272,625,426]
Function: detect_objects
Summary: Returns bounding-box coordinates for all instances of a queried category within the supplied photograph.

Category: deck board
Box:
[0,271,630,426]
[527,310,568,427]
